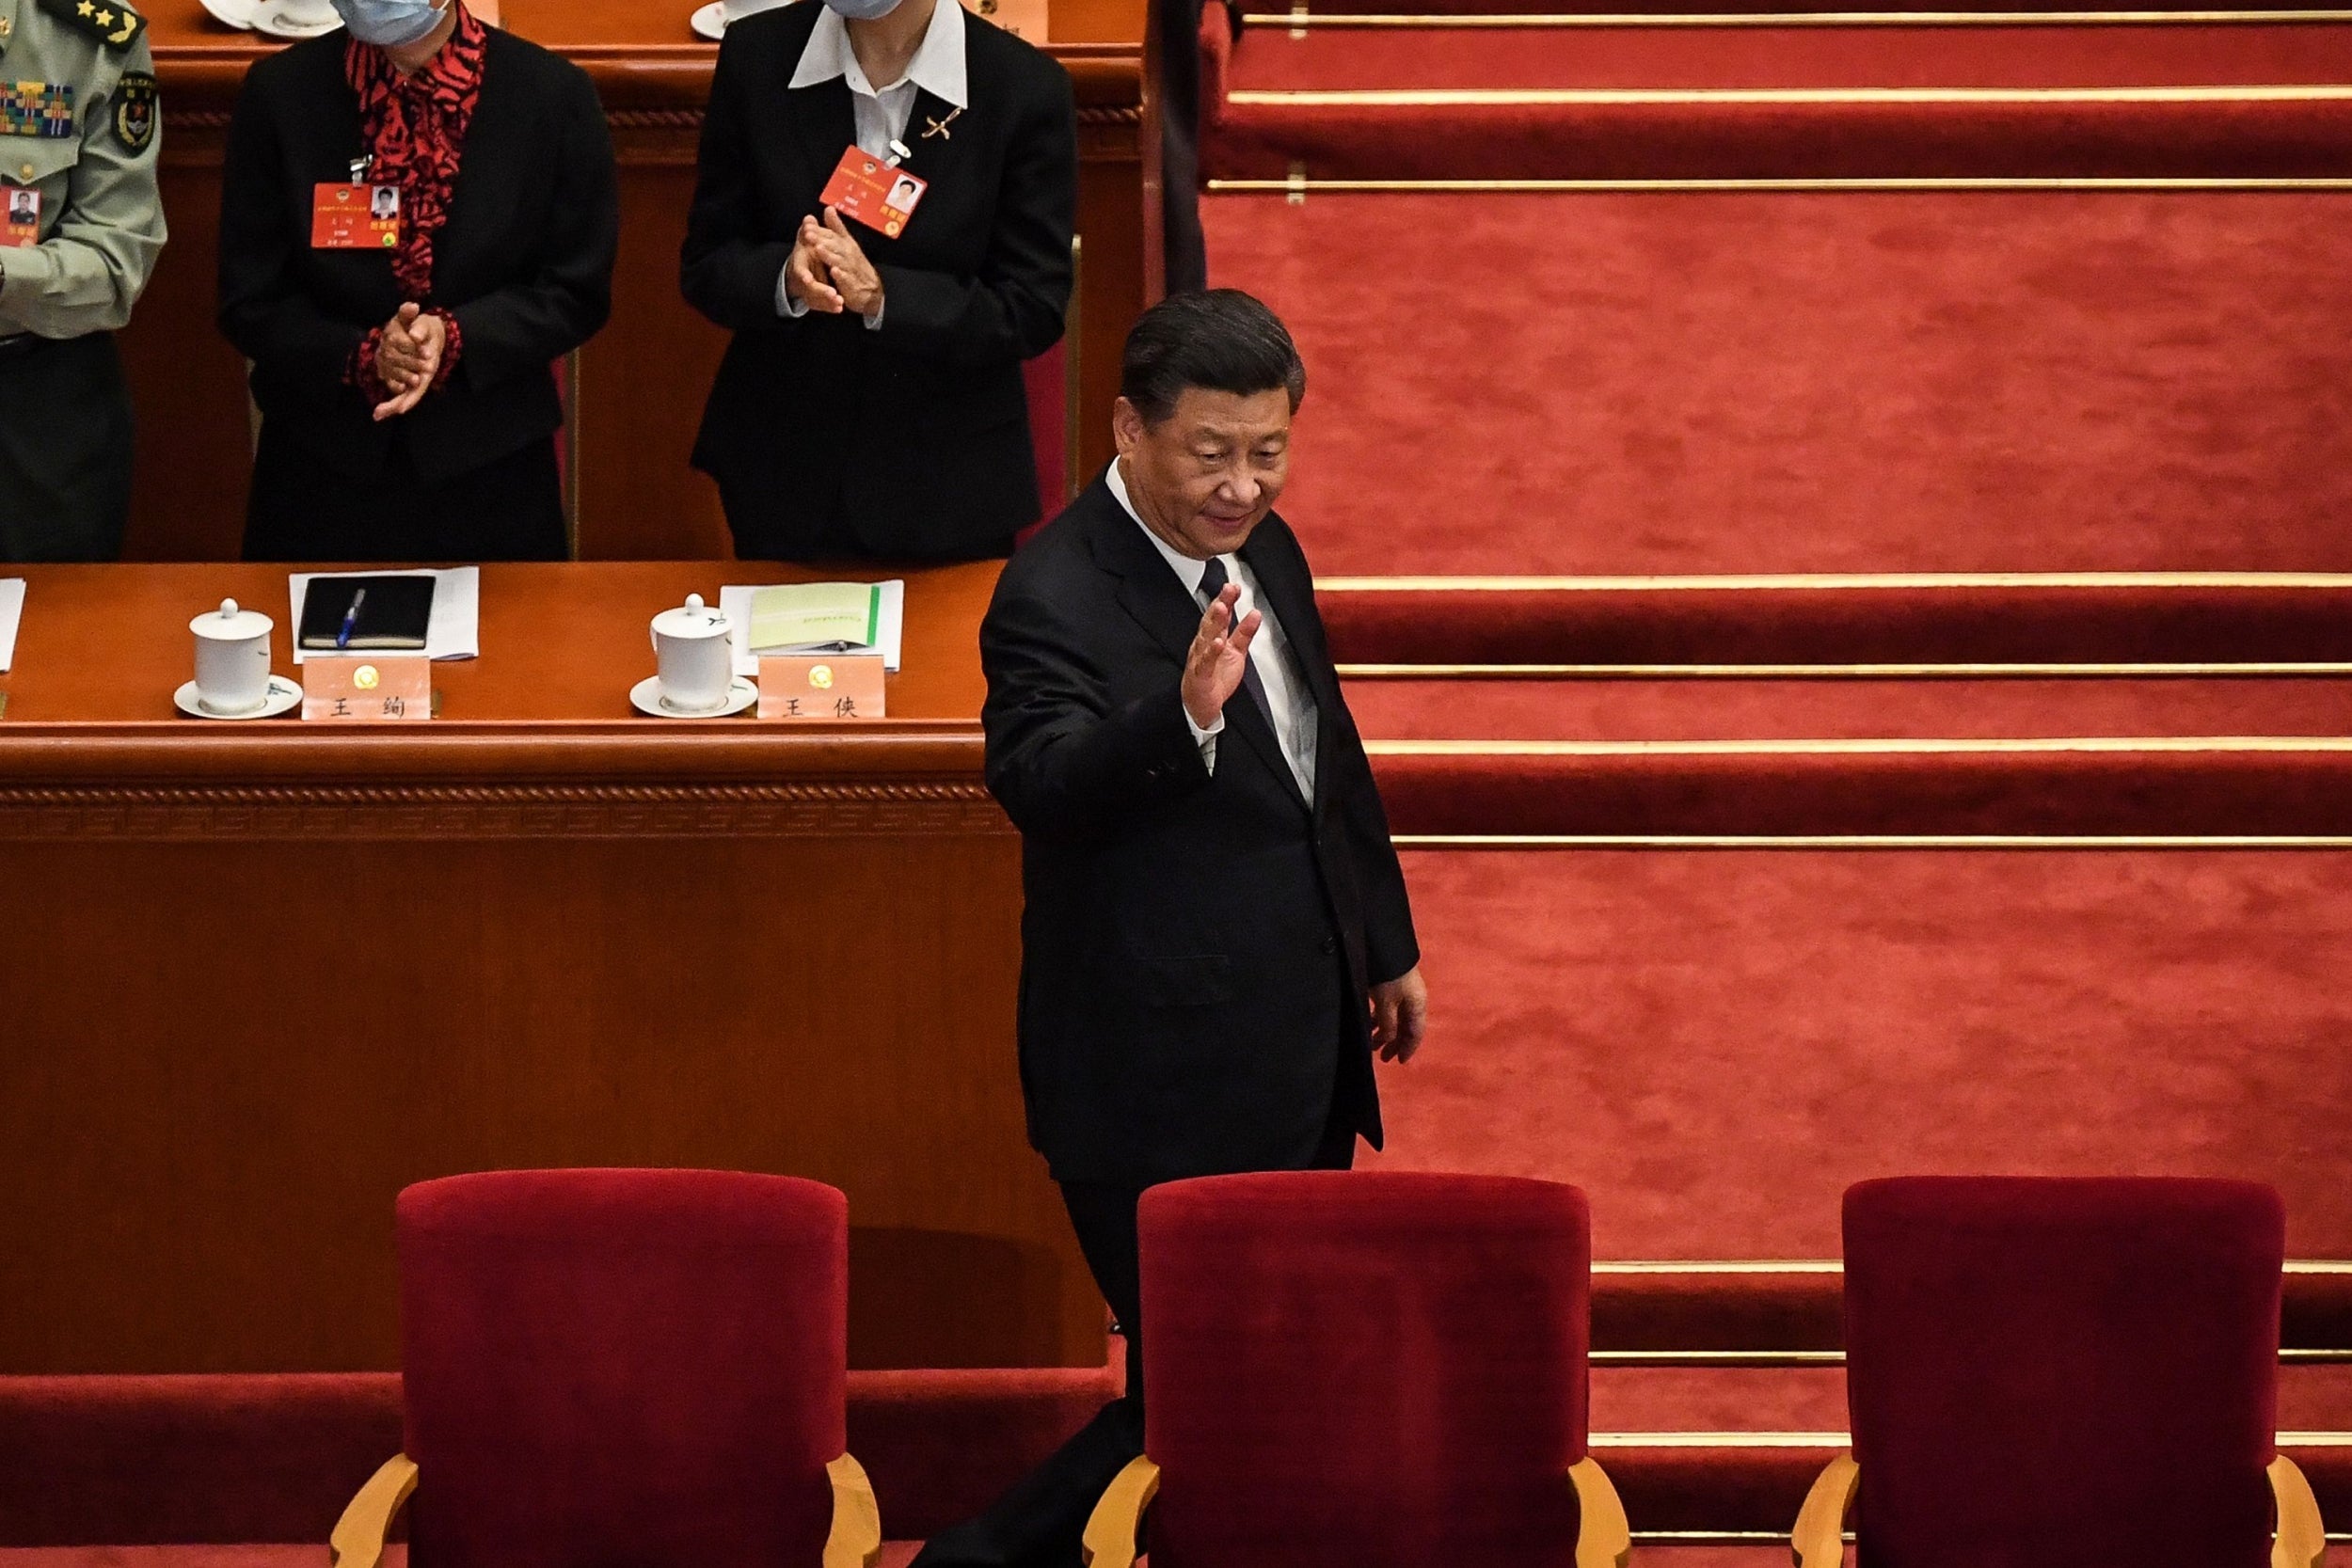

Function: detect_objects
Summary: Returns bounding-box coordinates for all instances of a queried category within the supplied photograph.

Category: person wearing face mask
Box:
[216,0,618,562]
[681,0,1076,563]
[952,290,1429,1566]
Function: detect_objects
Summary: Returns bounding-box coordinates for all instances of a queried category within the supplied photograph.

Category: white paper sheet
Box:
[288,567,481,665]
[722,579,905,676]
[0,578,22,673]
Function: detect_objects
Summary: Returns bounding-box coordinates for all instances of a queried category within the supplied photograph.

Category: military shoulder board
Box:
[37,0,147,53]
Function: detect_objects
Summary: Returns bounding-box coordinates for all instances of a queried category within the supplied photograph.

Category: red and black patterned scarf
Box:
[345,1,487,303]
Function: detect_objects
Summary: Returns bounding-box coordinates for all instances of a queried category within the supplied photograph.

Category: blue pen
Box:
[335,587,367,649]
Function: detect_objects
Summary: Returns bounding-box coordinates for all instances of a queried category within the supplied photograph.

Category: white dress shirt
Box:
[1108,460,1320,801]
[776,0,971,326]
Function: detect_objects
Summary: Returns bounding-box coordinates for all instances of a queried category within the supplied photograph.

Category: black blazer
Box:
[217,27,618,486]
[980,474,1421,1186]
[681,1,1075,562]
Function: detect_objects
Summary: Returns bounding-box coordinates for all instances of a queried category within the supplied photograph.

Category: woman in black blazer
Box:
[682,0,1076,563]
[218,0,618,562]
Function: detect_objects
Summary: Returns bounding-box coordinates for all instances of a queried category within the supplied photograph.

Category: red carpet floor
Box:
[1203,191,2352,575]
[1344,677,2352,740]
[1361,847,2352,1256]
[1222,23,2352,91]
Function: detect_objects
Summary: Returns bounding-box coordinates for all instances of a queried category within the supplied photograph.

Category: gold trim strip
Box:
[1594,1348,2352,1365]
[1590,1431,2352,1447]
[1588,1258,2352,1273]
[1596,1259,1846,1273]
[1244,8,2352,23]
[1213,176,2352,190]
[1318,571,2352,590]
[1227,84,2352,103]
[1337,662,2352,677]
[1391,833,2352,846]
[1366,735,2352,754]
[1596,1431,1851,1448]
[1596,1350,1849,1365]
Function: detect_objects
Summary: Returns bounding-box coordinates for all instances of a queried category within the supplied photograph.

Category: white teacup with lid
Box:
[651,593,734,714]
[191,598,274,716]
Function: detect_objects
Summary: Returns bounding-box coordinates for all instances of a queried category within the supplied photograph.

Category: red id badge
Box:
[1,188,39,249]
[311,183,401,250]
[817,147,929,239]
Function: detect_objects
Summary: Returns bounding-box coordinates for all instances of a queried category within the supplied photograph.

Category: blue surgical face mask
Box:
[331,0,450,48]
[821,0,905,21]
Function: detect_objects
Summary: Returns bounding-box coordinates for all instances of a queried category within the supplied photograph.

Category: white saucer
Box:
[250,4,342,38]
[691,0,796,40]
[630,674,757,719]
[198,0,261,29]
[174,674,302,721]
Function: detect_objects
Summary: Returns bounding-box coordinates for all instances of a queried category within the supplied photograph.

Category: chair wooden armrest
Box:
[824,1452,883,1568]
[1791,1452,1858,1568]
[1081,1454,1162,1568]
[1570,1454,1631,1568]
[2271,1452,2327,1568]
[328,1453,419,1568]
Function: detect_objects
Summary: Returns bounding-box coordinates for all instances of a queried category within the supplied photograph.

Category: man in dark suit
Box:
[923,289,1426,1566]
[681,0,1074,563]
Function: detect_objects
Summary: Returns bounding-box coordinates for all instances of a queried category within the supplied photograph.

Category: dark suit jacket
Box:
[216,27,618,485]
[681,1,1075,563]
[980,473,1421,1186]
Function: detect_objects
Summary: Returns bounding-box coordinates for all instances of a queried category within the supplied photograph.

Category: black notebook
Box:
[296,575,436,651]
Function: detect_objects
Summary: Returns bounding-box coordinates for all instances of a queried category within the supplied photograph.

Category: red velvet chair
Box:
[326,1168,880,1568]
[1796,1176,2324,1568]
[1083,1170,1629,1568]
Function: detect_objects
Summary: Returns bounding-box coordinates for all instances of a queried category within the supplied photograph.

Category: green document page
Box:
[749,582,882,651]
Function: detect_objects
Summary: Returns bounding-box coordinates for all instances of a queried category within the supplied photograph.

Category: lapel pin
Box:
[922,105,962,141]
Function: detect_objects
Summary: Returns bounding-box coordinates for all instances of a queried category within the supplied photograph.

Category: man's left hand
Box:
[808,208,884,317]
[1370,965,1428,1063]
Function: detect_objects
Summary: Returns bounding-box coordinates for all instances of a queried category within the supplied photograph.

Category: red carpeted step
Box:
[1343,677,2352,741]
[1262,0,2352,18]
[1589,1363,2352,1426]
[1316,580,2352,671]
[1204,191,2352,575]
[1589,1265,2352,1350]
[1201,11,2352,182]
[1368,739,2352,836]
[1365,847,2352,1258]
[1221,21,2352,93]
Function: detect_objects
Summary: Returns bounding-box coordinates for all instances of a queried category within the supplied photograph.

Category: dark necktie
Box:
[1197,555,1273,731]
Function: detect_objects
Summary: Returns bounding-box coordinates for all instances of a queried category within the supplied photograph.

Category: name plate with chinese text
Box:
[758,655,885,721]
[302,657,431,721]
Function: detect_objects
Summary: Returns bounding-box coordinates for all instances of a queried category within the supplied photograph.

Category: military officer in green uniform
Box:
[0,0,163,562]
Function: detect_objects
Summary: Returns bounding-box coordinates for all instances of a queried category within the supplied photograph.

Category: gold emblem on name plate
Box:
[808,664,834,689]
[354,665,380,690]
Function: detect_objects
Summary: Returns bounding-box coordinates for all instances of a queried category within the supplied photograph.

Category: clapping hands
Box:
[373,302,447,422]
[787,207,884,318]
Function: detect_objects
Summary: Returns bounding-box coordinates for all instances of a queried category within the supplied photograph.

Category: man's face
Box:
[1114,387,1293,560]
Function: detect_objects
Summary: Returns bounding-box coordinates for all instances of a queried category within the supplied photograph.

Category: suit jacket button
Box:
[1321,936,1337,955]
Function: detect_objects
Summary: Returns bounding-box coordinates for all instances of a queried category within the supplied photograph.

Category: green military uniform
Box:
[0,0,163,562]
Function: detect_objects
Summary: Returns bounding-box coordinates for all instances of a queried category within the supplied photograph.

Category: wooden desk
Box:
[128,0,1147,561]
[0,562,1107,1374]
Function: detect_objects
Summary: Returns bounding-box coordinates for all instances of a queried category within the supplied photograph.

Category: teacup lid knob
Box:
[219,599,240,619]
[685,594,706,614]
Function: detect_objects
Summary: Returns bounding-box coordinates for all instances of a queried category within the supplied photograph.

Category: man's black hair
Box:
[1119,289,1306,425]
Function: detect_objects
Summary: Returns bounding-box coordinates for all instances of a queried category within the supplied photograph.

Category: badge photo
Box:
[2,186,38,248]
[818,146,930,239]
[311,182,401,250]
